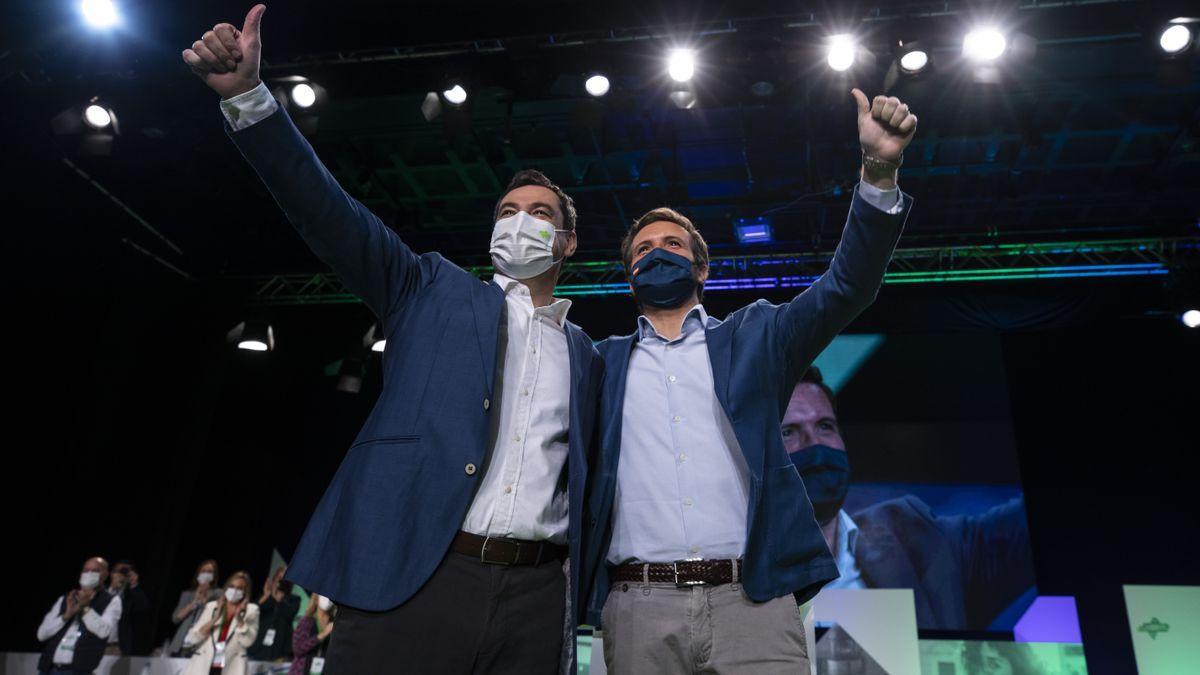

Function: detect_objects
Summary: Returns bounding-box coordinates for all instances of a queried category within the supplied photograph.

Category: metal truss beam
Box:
[242,235,1199,305]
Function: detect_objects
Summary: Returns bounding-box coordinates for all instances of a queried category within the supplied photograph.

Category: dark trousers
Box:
[324,551,566,674]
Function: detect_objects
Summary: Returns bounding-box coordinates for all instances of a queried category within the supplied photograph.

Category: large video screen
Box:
[789,333,1036,631]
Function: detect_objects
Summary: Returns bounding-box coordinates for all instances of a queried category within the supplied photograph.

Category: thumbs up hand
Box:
[182,4,266,100]
[851,88,917,163]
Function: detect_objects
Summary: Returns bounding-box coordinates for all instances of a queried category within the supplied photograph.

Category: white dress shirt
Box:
[462,274,573,543]
[37,593,122,665]
[823,509,866,590]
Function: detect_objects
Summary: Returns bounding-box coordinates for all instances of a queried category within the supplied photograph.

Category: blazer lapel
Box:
[704,320,734,417]
[468,279,505,395]
[603,334,637,472]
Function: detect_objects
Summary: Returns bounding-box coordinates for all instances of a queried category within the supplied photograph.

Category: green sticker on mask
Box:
[539,229,551,239]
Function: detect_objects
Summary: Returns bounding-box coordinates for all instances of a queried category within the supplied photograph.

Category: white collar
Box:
[492,273,572,327]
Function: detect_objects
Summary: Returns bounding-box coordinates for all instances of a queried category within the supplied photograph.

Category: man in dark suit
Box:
[782,367,1036,630]
[183,7,602,672]
[582,91,916,673]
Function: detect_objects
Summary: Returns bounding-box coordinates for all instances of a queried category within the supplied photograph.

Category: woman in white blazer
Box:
[183,571,259,675]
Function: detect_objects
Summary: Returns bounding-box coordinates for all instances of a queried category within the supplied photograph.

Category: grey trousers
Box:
[601,580,809,675]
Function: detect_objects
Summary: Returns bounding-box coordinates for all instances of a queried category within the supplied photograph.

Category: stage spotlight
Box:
[80,0,119,28]
[585,74,610,97]
[291,83,317,108]
[826,35,857,72]
[1159,23,1193,54]
[899,48,929,74]
[363,324,386,352]
[669,88,697,109]
[668,49,696,82]
[443,84,468,106]
[83,104,112,129]
[963,27,1007,62]
[226,320,274,352]
[1183,309,1200,328]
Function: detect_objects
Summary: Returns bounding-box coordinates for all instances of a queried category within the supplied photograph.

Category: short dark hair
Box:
[620,207,711,301]
[798,366,837,416]
[494,169,577,231]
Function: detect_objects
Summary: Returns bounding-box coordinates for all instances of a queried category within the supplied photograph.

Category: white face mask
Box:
[225,587,245,603]
[79,571,101,589]
[489,211,569,280]
[197,572,214,585]
[317,595,333,612]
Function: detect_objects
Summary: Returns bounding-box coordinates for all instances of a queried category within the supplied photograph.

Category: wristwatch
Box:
[862,153,903,172]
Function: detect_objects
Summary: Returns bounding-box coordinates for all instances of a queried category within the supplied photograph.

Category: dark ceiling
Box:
[3,0,1198,289]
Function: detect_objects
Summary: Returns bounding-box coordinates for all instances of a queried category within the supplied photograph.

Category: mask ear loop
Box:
[549,228,575,267]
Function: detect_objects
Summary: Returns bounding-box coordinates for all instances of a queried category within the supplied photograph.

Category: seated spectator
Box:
[290,593,335,675]
[182,571,259,675]
[36,557,123,675]
[249,564,300,662]
[105,559,149,656]
[168,559,221,657]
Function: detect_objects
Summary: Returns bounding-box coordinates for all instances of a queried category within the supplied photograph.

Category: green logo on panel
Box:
[1138,617,1170,640]
[539,229,551,240]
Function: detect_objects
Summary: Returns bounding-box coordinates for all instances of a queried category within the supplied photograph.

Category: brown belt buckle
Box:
[480,536,517,566]
[673,557,705,587]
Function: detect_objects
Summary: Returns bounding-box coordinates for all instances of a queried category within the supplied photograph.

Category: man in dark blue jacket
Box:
[784,368,1035,630]
[582,90,916,673]
[184,7,601,673]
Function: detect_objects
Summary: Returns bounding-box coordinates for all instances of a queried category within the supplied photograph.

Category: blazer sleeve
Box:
[184,601,216,647]
[772,187,910,381]
[227,108,429,319]
[232,604,259,650]
[954,496,1037,621]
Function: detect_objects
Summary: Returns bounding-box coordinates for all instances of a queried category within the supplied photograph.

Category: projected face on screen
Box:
[787,333,1038,632]
[780,383,845,454]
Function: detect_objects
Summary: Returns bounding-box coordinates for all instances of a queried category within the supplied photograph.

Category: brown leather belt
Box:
[609,558,744,587]
[451,531,567,566]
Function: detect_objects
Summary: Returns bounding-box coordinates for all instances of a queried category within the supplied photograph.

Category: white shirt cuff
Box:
[220,81,279,131]
[856,180,904,215]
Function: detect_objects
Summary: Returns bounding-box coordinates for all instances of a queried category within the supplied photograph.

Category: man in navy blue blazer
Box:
[784,368,1036,631]
[582,90,916,673]
[184,6,602,673]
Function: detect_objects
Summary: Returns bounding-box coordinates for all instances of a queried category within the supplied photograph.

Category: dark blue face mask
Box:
[629,248,699,309]
[789,444,851,525]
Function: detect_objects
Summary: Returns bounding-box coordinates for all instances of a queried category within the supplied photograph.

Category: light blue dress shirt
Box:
[606,305,753,564]
[604,183,901,566]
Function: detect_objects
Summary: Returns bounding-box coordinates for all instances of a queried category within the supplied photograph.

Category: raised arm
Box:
[774,90,916,378]
[183,5,427,318]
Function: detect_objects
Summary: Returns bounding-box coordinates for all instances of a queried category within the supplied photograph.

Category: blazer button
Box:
[483,398,490,410]
[465,463,477,476]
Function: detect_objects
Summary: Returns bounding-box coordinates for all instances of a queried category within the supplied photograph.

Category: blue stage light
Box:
[734,217,774,245]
